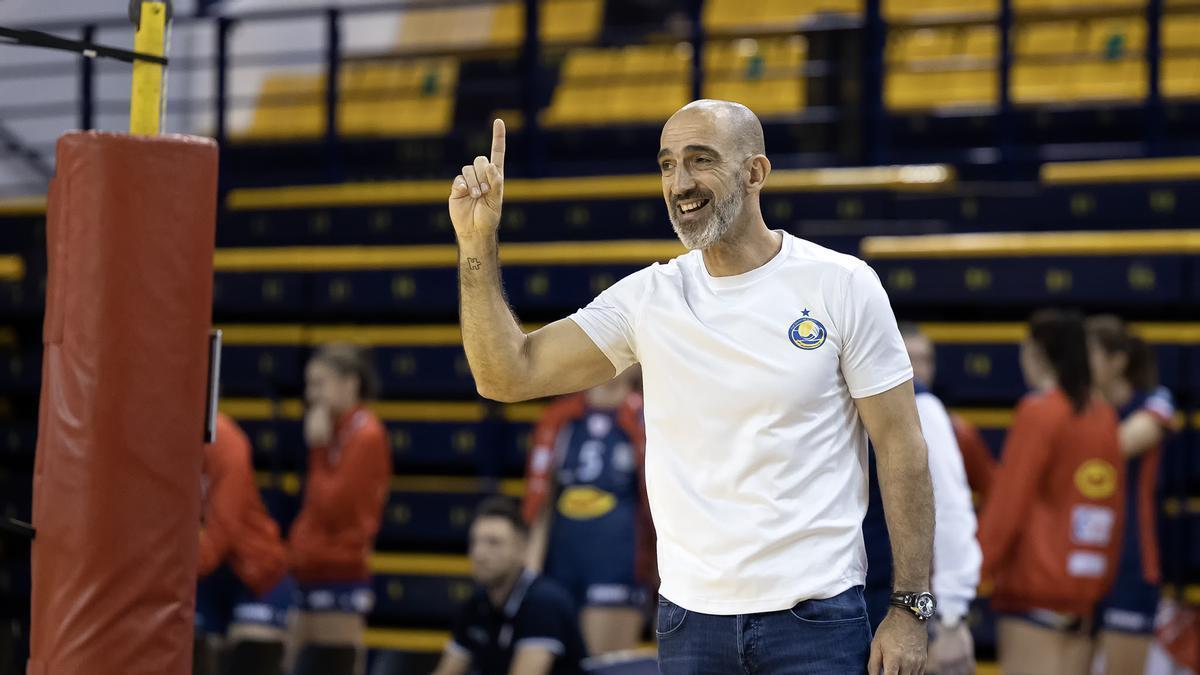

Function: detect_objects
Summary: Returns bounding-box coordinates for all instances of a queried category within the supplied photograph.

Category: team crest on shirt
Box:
[1074,459,1117,499]
[788,309,827,350]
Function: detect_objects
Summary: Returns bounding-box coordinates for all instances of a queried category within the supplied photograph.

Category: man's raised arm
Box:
[449,119,615,402]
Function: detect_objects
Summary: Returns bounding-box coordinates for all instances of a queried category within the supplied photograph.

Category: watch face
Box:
[916,593,936,619]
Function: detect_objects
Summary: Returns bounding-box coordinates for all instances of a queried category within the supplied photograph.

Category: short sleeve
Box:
[838,264,913,398]
[513,587,574,655]
[568,266,651,373]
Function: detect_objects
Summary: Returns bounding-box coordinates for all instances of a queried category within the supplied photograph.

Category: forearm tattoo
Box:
[466,257,482,270]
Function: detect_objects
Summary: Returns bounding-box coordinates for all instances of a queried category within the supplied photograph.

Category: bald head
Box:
[657,100,771,250]
[666,99,765,158]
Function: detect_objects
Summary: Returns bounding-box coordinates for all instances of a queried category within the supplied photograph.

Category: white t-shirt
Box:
[569,231,912,615]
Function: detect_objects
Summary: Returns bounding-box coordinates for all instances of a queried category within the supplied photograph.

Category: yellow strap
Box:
[130,2,168,135]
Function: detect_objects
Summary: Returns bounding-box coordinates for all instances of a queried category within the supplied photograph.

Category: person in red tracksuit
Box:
[195,412,291,675]
[950,414,996,504]
[286,344,391,675]
[979,310,1124,675]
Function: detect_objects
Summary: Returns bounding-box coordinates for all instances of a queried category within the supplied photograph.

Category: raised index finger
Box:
[490,118,506,172]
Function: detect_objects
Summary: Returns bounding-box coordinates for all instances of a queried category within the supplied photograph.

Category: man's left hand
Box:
[868,609,927,675]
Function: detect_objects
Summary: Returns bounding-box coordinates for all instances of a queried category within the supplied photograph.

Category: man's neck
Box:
[486,568,525,609]
[701,218,781,278]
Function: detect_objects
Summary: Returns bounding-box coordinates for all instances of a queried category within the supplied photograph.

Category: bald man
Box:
[448,101,934,675]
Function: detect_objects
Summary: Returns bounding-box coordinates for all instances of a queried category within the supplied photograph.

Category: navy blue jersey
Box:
[1099,387,1175,633]
[524,394,651,608]
[553,409,640,518]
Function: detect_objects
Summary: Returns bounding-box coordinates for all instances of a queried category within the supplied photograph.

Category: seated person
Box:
[431,497,587,675]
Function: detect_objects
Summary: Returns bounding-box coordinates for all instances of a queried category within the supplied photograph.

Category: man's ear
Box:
[746,155,771,193]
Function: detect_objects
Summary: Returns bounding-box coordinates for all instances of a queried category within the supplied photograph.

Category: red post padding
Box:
[28,132,218,675]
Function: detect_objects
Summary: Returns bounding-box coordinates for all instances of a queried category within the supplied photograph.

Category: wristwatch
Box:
[890,591,937,622]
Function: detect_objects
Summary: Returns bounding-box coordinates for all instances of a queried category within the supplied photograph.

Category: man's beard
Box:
[668,182,745,251]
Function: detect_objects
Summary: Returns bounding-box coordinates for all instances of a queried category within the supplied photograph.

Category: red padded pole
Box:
[28,132,218,675]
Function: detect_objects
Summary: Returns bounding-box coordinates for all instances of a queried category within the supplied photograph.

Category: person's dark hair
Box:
[1086,314,1159,392]
[310,343,380,401]
[473,496,529,537]
[1029,309,1091,413]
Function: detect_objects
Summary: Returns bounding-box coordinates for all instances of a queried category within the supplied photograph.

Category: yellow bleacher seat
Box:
[493,0,607,46]
[1009,16,1146,104]
[545,44,692,126]
[1015,20,1083,57]
[890,25,1000,65]
[962,25,1000,60]
[705,78,805,115]
[245,73,325,140]
[1072,59,1147,99]
[1013,0,1144,13]
[1085,16,1146,55]
[885,69,996,110]
[704,0,771,32]
[542,0,605,44]
[542,86,595,125]
[704,0,862,34]
[701,37,806,116]
[561,48,618,81]
[766,0,863,19]
[883,26,997,111]
[1011,62,1072,103]
[490,2,524,48]
[333,59,459,138]
[1163,56,1200,97]
[1163,14,1200,50]
[883,0,997,22]
[1012,59,1144,103]
[887,28,957,64]
[611,82,691,122]
[947,68,998,104]
[396,6,495,52]
[705,37,806,73]
[883,22,1000,111]
[885,71,939,109]
[620,44,690,78]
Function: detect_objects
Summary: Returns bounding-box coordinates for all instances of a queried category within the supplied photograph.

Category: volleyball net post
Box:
[26,2,221,673]
[129,1,170,135]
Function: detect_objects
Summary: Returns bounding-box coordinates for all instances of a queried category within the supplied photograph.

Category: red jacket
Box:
[979,388,1124,617]
[199,413,287,596]
[950,412,997,504]
[287,406,391,583]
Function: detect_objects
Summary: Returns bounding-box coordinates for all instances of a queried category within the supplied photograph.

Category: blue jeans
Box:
[657,586,872,675]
